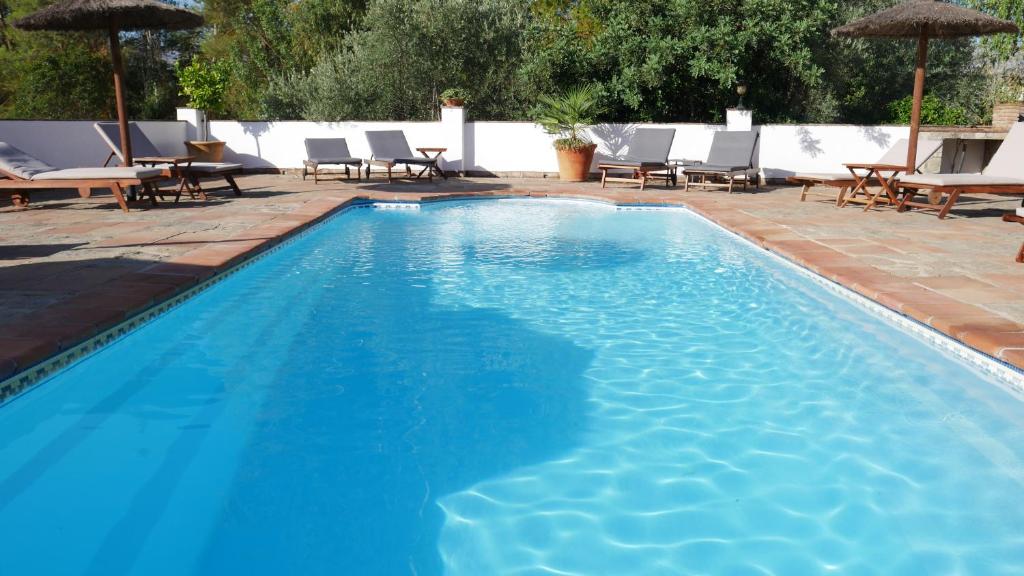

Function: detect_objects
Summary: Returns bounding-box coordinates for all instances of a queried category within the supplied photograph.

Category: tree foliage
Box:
[0,0,1019,125]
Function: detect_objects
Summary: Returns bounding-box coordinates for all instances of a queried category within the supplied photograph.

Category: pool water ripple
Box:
[1,199,1023,575]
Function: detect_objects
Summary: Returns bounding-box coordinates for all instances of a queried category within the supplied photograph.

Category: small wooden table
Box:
[1003,212,1024,263]
[415,147,448,179]
[840,163,906,211]
[134,155,201,201]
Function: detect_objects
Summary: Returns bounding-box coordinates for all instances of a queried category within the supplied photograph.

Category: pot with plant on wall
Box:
[533,84,604,181]
[440,88,470,107]
[991,55,1024,129]
[176,59,230,162]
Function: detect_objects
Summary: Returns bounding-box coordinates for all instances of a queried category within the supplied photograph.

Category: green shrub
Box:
[176,60,230,116]
[887,94,969,126]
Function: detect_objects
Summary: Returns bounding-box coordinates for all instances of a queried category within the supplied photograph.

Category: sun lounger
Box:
[788,138,941,207]
[0,141,163,212]
[682,130,759,193]
[303,138,363,183]
[898,122,1024,219]
[364,130,445,183]
[95,121,243,199]
[598,128,677,190]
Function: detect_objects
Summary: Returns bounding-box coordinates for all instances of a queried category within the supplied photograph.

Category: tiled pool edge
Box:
[3,191,1022,406]
[0,197,379,405]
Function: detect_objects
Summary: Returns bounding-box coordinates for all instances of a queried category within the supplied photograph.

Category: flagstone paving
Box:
[1,174,1022,385]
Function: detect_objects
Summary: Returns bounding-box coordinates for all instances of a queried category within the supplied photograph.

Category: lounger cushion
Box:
[791,171,865,182]
[156,162,242,174]
[95,122,164,160]
[366,130,416,160]
[705,131,758,169]
[307,157,362,165]
[0,142,57,179]
[32,167,162,180]
[599,160,669,168]
[982,122,1024,179]
[305,138,360,165]
[899,173,1024,187]
[375,157,435,166]
[622,128,675,163]
[684,164,751,173]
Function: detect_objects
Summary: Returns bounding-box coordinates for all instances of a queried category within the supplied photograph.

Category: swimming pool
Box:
[1,199,1023,575]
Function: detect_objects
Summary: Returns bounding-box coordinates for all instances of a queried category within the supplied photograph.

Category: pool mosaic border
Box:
[2,195,1022,407]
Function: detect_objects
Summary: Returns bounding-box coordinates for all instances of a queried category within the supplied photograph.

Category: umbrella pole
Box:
[108,25,133,167]
[906,25,929,173]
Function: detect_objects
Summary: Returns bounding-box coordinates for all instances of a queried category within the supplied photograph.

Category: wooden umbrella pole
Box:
[906,24,929,173]
[108,24,133,166]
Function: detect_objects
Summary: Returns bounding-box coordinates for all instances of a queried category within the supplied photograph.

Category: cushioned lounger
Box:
[897,122,1024,219]
[94,122,243,199]
[787,138,942,206]
[683,131,760,193]
[598,128,677,190]
[303,138,363,183]
[0,141,163,212]
[364,130,444,183]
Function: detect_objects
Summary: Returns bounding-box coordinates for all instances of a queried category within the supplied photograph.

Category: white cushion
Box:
[899,173,1024,187]
[149,162,242,174]
[792,171,864,181]
[32,167,162,181]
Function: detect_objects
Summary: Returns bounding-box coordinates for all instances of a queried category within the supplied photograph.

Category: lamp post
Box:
[736,83,748,110]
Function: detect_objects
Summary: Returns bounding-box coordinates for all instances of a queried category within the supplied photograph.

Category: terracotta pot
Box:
[442,98,465,107]
[555,143,597,181]
[185,140,226,162]
[992,102,1024,128]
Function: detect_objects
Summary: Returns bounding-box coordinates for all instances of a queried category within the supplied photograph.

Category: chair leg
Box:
[190,175,208,201]
[727,176,735,194]
[225,174,242,196]
[799,184,809,202]
[937,189,961,219]
[639,171,647,191]
[110,183,129,212]
[897,190,916,212]
[835,186,849,207]
[345,165,351,180]
[78,186,92,199]
[1016,241,1024,263]
[600,168,607,188]
[144,183,159,206]
[387,165,393,183]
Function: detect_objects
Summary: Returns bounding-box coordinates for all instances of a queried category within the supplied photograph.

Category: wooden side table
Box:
[416,147,448,179]
[1003,212,1024,263]
[135,155,200,201]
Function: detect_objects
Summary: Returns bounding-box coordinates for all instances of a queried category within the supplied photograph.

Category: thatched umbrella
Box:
[15,0,203,166]
[833,0,1018,172]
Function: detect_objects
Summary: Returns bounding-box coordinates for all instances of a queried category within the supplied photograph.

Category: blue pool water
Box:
[1,199,1023,575]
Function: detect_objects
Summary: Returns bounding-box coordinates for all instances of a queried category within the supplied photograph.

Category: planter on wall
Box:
[555,144,597,182]
[185,140,226,162]
[992,102,1024,129]
[442,98,465,107]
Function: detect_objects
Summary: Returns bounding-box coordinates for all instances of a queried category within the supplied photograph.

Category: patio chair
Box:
[598,128,677,190]
[364,130,446,183]
[897,122,1024,219]
[682,130,760,193]
[0,141,164,212]
[94,121,243,200]
[788,138,942,207]
[303,138,363,183]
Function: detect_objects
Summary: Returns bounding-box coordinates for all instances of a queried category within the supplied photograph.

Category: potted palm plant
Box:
[533,84,603,181]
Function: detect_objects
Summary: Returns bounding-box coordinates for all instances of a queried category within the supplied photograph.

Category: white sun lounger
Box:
[898,122,1024,219]
[0,141,163,212]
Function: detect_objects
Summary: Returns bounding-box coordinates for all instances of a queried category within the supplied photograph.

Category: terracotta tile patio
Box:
[1,174,1022,387]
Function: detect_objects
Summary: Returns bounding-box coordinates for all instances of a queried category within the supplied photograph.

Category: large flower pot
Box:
[992,102,1024,129]
[185,140,226,162]
[555,144,596,181]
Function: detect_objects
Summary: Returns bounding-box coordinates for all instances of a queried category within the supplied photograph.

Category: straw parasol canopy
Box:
[833,0,1018,172]
[14,0,204,166]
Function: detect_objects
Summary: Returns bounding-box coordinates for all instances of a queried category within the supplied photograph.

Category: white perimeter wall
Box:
[0,121,187,169]
[0,117,910,180]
